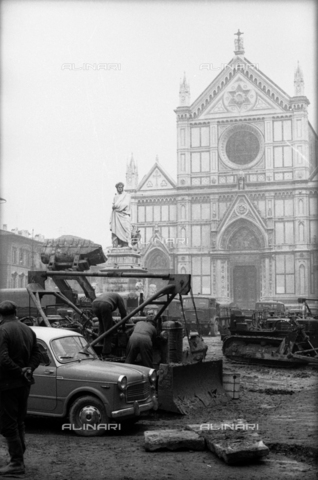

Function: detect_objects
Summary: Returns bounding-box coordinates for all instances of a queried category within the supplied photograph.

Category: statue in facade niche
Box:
[131,225,141,250]
[109,182,132,248]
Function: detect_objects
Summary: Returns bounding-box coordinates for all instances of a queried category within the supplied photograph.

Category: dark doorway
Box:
[233,265,257,309]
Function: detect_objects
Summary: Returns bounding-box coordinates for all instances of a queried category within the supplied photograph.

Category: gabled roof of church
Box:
[137,161,176,191]
[183,33,310,121]
[218,193,267,235]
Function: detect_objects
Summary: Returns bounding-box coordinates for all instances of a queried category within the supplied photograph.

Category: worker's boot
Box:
[0,435,25,475]
[18,426,26,454]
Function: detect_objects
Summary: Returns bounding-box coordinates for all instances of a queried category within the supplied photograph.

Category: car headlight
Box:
[148,369,157,385]
[117,375,127,391]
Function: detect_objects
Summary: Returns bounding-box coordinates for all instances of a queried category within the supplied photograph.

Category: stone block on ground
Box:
[188,419,269,465]
[144,429,206,452]
[205,431,269,464]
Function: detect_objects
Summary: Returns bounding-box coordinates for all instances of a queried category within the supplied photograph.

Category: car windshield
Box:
[51,336,97,364]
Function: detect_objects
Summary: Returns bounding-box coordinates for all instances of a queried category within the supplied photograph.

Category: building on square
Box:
[0,226,45,289]
[125,32,318,308]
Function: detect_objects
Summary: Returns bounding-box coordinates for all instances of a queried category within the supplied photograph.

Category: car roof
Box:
[30,326,82,342]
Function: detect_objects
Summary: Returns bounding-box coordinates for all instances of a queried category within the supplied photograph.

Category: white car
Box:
[28,327,158,436]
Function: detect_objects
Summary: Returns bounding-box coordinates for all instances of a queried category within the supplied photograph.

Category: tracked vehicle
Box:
[222,307,318,367]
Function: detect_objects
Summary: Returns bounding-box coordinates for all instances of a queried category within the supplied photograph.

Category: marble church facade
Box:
[125,33,318,308]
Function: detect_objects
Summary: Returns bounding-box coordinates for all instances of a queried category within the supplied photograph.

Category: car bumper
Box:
[111,396,158,419]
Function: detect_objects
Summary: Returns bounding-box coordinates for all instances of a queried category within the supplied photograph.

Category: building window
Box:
[154,206,160,222]
[146,206,153,222]
[12,247,17,264]
[169,205,176,221]
[274,198,294,217]
[191,128,200,147]
[18,274,24,288]
[219,123,264,169]
[11,273,17,288]
[275,221,294,244]
[162,205,169,221]
[296,119,302,138]
[201,127,209,146]
[273,120,292,141]
[276,254,294,294]
[191,127,210,147]
[191,225,210,247]
[191,152,210,172]
[191,256,210,294]
[226,130,260,165]
[19,249,24,266]
[299,264,306,295]
[273,146,292,167]
[138,206,145,222]
[309,197,317,216]
[191,203,210,221]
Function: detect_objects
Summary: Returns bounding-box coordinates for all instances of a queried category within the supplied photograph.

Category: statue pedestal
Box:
[100,247,147,293]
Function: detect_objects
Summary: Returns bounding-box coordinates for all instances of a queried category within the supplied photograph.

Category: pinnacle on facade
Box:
[179,72,190,106]
[129,152,136,170]
[294,61,304,96]
[234,29,245,55]
[126,152,138,190]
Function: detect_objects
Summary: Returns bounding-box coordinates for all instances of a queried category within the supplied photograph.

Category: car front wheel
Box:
[69,395,109,437]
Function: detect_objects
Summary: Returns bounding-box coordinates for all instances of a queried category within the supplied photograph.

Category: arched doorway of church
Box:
[222,221,265,309]
[144,248,171,297]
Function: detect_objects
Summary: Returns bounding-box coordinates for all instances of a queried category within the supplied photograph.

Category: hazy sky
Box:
[1,0,317,248]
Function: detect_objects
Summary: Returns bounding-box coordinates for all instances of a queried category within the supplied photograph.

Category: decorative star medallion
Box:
[235,203,248,216]
[224,83,256,112]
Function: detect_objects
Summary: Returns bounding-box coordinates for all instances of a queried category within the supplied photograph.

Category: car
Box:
[28,327,158,436]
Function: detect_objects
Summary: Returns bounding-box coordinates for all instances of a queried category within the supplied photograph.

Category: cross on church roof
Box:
[234,29,245,55]
[235,29,244,39]
[153,169,161,186]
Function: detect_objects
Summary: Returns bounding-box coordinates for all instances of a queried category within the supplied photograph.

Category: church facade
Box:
[125,33,318,308]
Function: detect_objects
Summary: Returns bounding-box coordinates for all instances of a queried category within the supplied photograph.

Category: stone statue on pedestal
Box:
[109,182,132,248]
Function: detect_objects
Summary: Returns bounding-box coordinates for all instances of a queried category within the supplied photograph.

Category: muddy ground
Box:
[0,337,317,480]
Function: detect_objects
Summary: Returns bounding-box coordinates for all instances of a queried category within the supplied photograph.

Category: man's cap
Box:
[115,182,124,188]
[0,300,17,316]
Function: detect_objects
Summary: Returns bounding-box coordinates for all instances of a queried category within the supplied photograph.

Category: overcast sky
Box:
[1,0,317,248]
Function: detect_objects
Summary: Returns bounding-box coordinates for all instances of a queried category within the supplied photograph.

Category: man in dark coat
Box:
[125,319,157,368]
[0,301,41,476]
[92,293,127,356]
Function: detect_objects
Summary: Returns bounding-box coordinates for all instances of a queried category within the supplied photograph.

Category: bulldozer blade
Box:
[157,360,225,414]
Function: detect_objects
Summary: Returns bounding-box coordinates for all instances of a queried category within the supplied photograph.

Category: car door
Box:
[28,340,57,412]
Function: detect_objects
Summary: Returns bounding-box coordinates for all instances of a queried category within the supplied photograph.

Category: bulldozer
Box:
[222,302,318,367]
[24,235,225,414]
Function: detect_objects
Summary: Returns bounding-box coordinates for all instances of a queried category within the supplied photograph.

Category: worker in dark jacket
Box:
[92,292,127,356]
[0,300,41,476]
[125,318,157,368]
